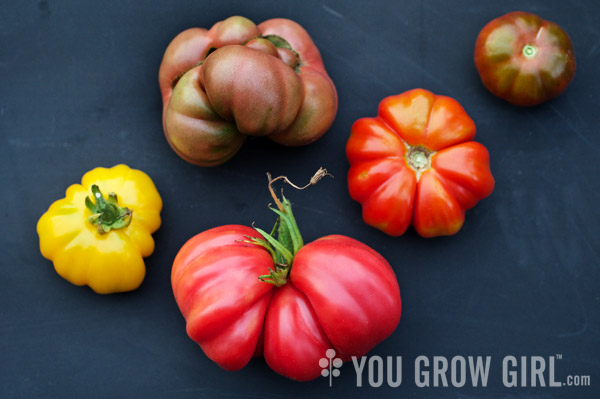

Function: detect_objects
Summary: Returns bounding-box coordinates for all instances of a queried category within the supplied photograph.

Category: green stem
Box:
[270,204,302,254]
[254,226,294,265]
[85,185,132,234]
[253,168,332,286]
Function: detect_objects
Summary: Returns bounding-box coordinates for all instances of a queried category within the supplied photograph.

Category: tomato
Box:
[37,165,162,294]
[171,176,401,381]
[346,89,495,238]
[474,11,576,106]
[159,16,338,166]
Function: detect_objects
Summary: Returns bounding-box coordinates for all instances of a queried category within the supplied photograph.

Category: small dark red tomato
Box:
[474,11,576,106]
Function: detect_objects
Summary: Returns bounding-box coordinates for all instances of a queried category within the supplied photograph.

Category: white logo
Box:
[319,349,343,386]
[337,353,591,389]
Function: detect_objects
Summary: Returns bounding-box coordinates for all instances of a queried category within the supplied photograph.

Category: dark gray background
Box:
[1,0,599,397]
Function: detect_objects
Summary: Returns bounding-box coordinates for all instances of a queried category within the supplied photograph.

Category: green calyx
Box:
[85,185,132,234]
[246,196,303,286]
[245,168,332,287]
[263,34,302,72]
[263,35,293,51]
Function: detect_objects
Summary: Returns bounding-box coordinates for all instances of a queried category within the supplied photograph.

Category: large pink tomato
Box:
[171,190,401,381]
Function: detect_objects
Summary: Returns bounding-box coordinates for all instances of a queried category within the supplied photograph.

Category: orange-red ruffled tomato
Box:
[346,89,495,238]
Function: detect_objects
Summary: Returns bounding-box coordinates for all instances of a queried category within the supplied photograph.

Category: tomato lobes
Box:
[159,16,338,165]
[172,228,401,380]
[425,96,476,150]
[347,89,494,237]
[37,165,162,294]
[193,293,272,371]
[290,236,401,356]
[264,284,333,381]
[433,142,494,209]
[359,165,416,236]
[202,45,302,136]
[347,118,405,162]
[378,89,434,147]
[413,170,465,237]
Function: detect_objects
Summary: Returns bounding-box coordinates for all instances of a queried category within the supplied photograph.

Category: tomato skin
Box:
[258,19,339,147]
[171,225,274,371]
[201,45,302,136]
[346,89,494,238]
[289,236,401,357]
[263,284,333,381]
[159,16,338,166]
[172,229,401,381]
[474,11,576,106]
[36,165,162,294]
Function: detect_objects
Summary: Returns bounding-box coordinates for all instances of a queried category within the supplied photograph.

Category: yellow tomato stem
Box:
[85,185,132,234]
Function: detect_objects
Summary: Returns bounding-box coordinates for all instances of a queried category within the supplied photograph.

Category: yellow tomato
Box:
[37,164,162,294]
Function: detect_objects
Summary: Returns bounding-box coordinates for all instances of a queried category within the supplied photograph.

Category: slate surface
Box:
[1,0,599,398]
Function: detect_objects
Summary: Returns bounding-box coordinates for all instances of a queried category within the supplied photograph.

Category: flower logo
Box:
[319,348,343,386]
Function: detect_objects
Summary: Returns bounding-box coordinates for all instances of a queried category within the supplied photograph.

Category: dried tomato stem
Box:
[266,172,285,212]
[267,167,333,203]
[255,168,333,286]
